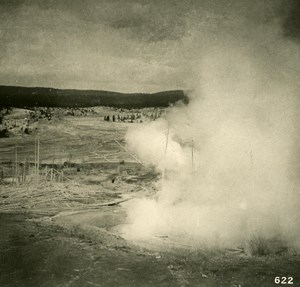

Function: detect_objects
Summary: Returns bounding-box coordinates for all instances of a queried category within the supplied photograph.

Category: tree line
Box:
[0,85,188,108]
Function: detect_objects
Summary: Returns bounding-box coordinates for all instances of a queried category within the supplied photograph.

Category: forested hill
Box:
[0,85,188,108]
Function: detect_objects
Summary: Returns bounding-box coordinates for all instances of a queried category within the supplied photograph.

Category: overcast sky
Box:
[0,0,298,92]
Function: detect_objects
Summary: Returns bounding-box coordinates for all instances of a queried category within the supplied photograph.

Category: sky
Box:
[0,0,299,93]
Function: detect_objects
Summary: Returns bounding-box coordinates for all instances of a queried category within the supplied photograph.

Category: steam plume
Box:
[123,1,300,251]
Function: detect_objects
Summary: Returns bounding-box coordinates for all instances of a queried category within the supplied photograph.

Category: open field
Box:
[0,108,139,165]
[0,108,299,287]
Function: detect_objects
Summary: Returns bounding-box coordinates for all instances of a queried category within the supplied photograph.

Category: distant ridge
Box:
[0,85,188,108]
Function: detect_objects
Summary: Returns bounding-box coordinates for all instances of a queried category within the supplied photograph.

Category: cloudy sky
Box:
[0,0,298,92]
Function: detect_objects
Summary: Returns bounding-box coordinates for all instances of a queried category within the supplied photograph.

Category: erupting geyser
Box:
[122,2,300,252]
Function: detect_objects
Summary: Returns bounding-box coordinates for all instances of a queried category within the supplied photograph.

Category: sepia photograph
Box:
[0,0,299,286]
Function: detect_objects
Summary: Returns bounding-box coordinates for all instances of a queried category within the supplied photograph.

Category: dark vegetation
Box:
[0,128,9,138]
[0,109,9,138]
[0,85,188,108]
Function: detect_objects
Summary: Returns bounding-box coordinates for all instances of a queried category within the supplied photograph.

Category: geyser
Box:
[122,1,300,251]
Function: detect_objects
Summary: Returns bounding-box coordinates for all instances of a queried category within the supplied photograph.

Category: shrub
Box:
[0,128,9,138]
[246,235,270,256]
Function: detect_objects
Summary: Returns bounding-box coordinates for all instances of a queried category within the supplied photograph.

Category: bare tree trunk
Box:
[34,137,37,184]
[15,143,18,186]
[37,137,40,185]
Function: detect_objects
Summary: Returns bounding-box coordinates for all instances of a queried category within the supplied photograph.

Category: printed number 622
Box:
[274,277,293,284]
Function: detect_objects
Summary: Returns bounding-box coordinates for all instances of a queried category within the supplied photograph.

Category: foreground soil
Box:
[0,209,299,287]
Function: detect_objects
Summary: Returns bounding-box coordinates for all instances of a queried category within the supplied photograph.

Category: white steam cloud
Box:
[122,6,300,251]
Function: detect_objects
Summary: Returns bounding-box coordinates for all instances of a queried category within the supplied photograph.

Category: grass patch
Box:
[245,235,289,256]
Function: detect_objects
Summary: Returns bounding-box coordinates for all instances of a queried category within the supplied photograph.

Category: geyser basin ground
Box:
[1,208,299,287]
